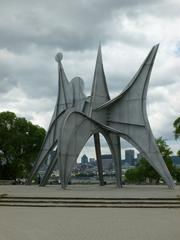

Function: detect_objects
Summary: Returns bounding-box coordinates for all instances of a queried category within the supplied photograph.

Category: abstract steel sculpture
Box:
[28,44,175,189]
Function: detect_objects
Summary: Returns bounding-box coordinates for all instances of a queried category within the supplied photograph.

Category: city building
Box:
[89,158,96,166]
[172,156,180,168]
[101,154,113,170]
[81,154,88,164]
[125,149,135,166]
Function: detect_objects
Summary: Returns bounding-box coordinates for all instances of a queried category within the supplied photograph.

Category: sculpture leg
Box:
[39,153,58,186]
[110,122,175,189]
[104,133,122,188]
[28,141,57,185]
[94,133,104,186]
[58,111,100,189]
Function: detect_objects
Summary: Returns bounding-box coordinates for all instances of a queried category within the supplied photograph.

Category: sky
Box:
[0,0,179,160]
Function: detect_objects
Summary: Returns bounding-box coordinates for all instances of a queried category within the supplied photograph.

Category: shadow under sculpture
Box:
[28,44,175,189]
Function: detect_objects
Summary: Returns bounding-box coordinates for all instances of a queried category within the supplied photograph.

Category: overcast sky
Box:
[0,0,179,159]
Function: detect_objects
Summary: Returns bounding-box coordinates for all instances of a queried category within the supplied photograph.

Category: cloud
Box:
[0,0,179,156]
[0,0,169,53]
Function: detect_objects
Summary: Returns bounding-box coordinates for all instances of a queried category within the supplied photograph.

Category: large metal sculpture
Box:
[28,44,175,189]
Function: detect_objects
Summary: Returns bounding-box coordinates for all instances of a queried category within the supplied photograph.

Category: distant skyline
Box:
[0,0,179,158]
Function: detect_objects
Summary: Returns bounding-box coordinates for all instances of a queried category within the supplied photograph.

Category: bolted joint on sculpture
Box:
[28,44,175,189]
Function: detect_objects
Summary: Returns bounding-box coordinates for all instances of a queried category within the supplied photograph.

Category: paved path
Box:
[1,184,180,198]
[0,185,180,240]
[0,207,179,240]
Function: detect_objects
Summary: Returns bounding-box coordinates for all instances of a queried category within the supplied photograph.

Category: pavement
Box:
[1,184,180,198]
[0,184,180,240]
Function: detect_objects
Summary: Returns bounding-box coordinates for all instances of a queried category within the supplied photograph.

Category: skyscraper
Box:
[125,150,135,166]
[81,154,88,164]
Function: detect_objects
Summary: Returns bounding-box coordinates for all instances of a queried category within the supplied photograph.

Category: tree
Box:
[177,150,180,157]
[173,117,180,139]
[137,158,161,183]
[173,117,180,157]
[156,137,174,174]
[0,111,46,180]
[125,167,145,184]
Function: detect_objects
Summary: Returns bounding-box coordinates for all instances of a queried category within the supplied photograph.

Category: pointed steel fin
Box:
[89,44,110,115]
